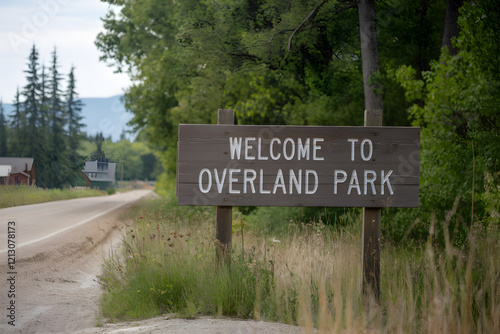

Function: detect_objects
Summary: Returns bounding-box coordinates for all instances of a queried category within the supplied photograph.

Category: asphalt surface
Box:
[0,190,154,333]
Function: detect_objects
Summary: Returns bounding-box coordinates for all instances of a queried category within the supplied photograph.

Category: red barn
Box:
[0,157,37,186]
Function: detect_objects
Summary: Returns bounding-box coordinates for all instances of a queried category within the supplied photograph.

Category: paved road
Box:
[0,190,152,255]
[0,189,155,333]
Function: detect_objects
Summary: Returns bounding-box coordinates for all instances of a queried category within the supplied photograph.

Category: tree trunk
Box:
[358,0,383,113]
[358,0,383,308]
[442,0,463,55]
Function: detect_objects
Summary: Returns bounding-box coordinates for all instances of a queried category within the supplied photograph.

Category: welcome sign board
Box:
[177,125,419,207]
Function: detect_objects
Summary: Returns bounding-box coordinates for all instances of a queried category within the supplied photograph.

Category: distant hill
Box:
[2,95,134,142]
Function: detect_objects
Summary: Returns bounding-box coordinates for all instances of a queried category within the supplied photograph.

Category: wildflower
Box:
[272,238,281,243]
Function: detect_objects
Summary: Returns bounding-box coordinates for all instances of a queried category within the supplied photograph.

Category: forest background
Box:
[1,0,499,247]
[94,0,499,246]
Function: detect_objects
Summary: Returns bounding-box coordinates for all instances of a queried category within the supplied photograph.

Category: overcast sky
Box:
[0,0,131,103]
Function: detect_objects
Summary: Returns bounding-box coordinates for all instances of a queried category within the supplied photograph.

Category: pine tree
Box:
[47,47,70,188]
[0,100,8,156]
[39,64,50,133]
[66,66,84,151]
[9,87,26,155]
[22,44,43,159]
[92,132,106,160]
[65,65,85,181]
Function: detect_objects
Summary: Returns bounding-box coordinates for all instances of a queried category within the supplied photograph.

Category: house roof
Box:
[0,157,35,174]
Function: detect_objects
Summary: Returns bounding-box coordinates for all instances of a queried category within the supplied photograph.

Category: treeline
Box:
[0,44,85,188]
[96,0,499,245]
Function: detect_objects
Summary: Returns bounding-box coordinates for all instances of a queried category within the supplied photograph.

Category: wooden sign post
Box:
[216,109,234,265]
[363,109,383,305]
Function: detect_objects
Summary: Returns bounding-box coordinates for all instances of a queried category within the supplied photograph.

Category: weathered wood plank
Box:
[177,125,419,207]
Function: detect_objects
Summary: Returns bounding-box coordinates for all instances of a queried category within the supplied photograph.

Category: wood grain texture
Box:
[177,125,419,207]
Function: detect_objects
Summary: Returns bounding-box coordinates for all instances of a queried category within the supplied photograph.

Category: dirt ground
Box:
[1,194,309,334]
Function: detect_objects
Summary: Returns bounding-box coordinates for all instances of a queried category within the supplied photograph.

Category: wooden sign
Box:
[177,125,419,207]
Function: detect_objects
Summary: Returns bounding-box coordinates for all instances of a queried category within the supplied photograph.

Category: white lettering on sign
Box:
[297,139,310,160]
[214,168,227,193]
[230,137,242,160]
[361,139,373,161]
[273,169,286,194]
[348,138,373,161]
[289,169,302,194]
[197,168,319,195]
[198,137,395,198]
[199,168,211,193]
[259,169,271,194]
[333,168,394,195]
[381,170,394,195]
[245,137,256,160]
[334,170,347,194]
[244,169,257,193]
[305,170,319,194]
[348,170,360,195]
[270,138,281,160]
[228,169,240,194]
[257,138,268,160]
[313,138,324,161]
[229,137,324,161]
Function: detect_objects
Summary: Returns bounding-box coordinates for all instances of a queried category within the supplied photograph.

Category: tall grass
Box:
[0,185,106,208]
[98,197,500,333]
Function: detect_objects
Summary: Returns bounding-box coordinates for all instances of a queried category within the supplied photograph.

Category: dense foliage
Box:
[95,0,444,170]
[394,0,500,244]
[96,0,499,244]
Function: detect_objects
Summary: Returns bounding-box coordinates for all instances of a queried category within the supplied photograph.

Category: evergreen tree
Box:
[6,45,87,188]
[0,101,8,156]
[65,65,85,180]
[92,132,106,160]
[9,87,26,155]
[66,66,85,151]
[46,47,70,188]
[22,44,42,159]
[39,64,50,134]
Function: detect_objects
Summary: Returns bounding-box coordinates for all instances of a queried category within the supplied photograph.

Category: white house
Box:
[82,158,116,189]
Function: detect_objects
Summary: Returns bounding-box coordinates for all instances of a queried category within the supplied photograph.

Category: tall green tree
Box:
[22,44,43,159]
[9,88,26,155]
[91,132,106,161]
[65,66,85,176]
[46,47,70,188]
[0,101,8,156]
[39,64,50,138]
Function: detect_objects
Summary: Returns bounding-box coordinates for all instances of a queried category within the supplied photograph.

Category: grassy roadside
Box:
[98,196,500,333]
[0,185,107,208]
